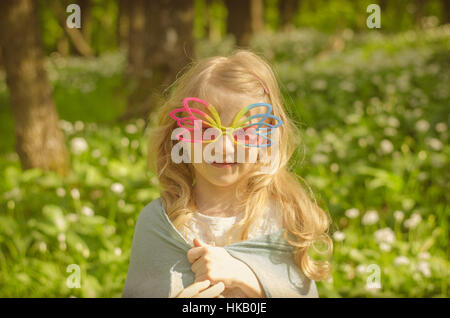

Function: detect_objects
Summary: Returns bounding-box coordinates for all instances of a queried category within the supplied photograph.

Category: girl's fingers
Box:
[187,246,207,263]
[190,258,207,275]
[193,282,225,298]
[176,280,211,298]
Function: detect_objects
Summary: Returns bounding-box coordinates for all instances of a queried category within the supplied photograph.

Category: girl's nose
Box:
[217,132,235,157]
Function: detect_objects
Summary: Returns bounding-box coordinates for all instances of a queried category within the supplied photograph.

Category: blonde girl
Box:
[122,49,332,298]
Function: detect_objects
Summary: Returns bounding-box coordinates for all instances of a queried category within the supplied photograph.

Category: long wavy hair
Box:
[148,49,332,281]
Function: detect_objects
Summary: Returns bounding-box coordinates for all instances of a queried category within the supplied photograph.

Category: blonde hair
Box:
[148,49,332,281]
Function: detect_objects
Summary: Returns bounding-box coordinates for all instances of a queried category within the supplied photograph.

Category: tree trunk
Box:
[415,0,427,26]
[225,0,263,47]
[441,0,450,23]
[121,0,195,120]
[117,0,130,49]
[0,0,70,175]
[57,34,70,56]
[127,0,147,78]
[278,0,300,30]
[78,0,92,44]
[251,0,264,33]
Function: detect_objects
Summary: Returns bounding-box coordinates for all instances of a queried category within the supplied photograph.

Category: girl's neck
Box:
[192,176,244,218]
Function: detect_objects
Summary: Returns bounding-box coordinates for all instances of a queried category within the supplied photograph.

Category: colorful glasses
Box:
[169,97,283,147]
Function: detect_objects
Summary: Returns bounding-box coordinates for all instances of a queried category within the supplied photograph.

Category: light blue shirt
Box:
[122,198,318,298]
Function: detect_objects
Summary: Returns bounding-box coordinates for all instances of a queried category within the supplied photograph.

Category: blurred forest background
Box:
[0,0,448,297]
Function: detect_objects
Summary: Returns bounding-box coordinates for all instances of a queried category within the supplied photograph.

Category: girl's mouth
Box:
[210,161,237,168]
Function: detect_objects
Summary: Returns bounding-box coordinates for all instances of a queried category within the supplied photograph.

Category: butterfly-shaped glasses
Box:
[169,97,283,147]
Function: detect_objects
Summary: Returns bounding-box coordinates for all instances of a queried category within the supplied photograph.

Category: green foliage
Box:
[0,26,449,297]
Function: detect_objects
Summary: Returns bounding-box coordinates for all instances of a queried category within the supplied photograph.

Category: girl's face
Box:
[189,94,265,188]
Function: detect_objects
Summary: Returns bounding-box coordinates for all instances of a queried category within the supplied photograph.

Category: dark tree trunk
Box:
[415,0,427,25]
[278,0,300,30]
[127,0,147,78]
[117,0,130,49]
[0,0,70,175]
[78,0,92,43]
[441,0,450,23]
[121,0,195,120]
[225,0,263,47]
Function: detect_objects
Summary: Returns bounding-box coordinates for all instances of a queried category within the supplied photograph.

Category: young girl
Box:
[122,50,332,298]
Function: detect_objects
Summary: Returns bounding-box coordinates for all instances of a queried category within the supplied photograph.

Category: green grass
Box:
[0,26,449,297]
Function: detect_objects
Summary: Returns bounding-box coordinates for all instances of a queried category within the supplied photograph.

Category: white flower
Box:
[311,153,328,164]
[333,231,345,242]
[114,247,122,256]
[131,140,140,149]
[345,208,360,219]
[81,206,94,216]
[418,252,430,260]
[379,242,392,252]
[57,233,66,242]
[55,215,66,230]
[91,149,101,158]
[136,118,146,129]
[59,120,74,134]
[70,188,80,200]
[380,139,394,154]
[426,138,443,151]
[387,116,400,128]
[111,182,124,194]
[311,79,327,90]
[83,249,90,258]
[121,137,130,147]
[66,213,79,223]
[330,163,339,173]
[7,200,15,210]
[417,261,431,277]
[356,264,366,274]
[418,150,427,160]
[74,121,84,131]
[394,256,410,266]
[38,241,47,253]
[435,122,447,133]
[56,187,66,197]
[374,228,395,244]
[394,210,404,222]
[70,137,88,155]
[362,210,379,225]
[415,119,430,132]
[404,213,422,229]
[125,124,138,134]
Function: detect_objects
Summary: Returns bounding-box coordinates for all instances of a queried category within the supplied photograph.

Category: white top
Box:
[178,202,284,297]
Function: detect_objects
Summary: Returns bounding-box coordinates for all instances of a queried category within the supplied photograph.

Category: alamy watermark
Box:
[367,4,381,29]
[66,264,81,289]
[66,4,81,29]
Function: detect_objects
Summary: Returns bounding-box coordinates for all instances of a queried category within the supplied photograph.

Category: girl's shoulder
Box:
[135,197,166,229]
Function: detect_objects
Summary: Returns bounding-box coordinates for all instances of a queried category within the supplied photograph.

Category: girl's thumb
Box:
[193,238,205,247]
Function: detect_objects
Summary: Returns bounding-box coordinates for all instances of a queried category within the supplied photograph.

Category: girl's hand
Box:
[187,238,266,298]
[174,280,225,298]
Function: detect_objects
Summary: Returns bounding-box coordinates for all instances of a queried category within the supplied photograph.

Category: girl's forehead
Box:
[196,92,266,125]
